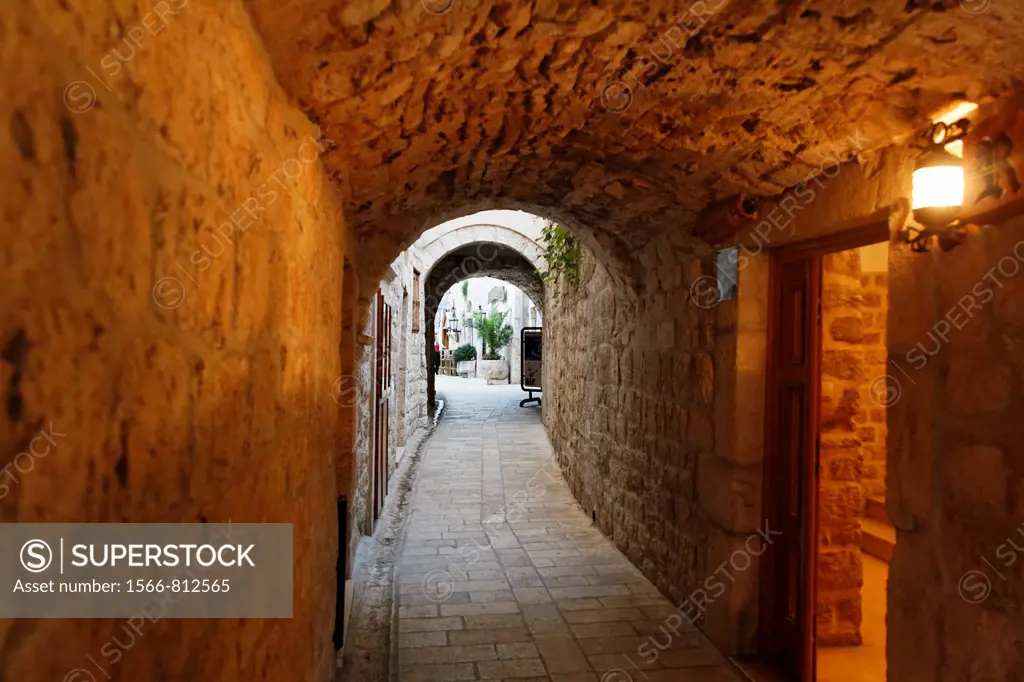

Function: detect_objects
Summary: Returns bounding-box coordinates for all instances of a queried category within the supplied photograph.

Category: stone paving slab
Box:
[392,378,744,682]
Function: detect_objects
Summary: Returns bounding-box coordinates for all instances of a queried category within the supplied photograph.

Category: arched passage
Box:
[340,213,550,566]
[354,205,632,337]
[419,224,546,281]
[9,3,1024,682]
[424,243,544,315]
[422,240,545,408]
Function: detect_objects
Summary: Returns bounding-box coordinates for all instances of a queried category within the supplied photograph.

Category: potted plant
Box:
[466,309,514,383]
[453,343,477,378]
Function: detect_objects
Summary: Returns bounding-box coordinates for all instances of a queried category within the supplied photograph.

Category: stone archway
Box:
[422,239,545,409]
[419,223,545,281]
[425,242,544,315]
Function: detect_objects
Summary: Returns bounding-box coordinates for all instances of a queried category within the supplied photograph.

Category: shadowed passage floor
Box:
[392,376,745,682]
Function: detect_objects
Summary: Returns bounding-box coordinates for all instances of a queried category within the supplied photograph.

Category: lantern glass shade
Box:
[912,146,965,229]
[912,165,965,210]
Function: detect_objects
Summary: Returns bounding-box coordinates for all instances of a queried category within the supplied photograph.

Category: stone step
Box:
[860,516,895,563]
[864,496,889,525]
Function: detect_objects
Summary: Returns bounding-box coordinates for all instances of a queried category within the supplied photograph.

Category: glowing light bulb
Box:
[912,165,965,210]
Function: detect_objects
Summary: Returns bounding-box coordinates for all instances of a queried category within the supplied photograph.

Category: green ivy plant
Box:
[540,221,580,293]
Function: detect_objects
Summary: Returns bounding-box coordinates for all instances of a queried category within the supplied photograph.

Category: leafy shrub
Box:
[453,343,477,362]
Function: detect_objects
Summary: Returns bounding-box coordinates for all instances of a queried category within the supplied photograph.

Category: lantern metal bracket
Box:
[930,118,970,146]
[899,118,973,252]
[899,219,969,253]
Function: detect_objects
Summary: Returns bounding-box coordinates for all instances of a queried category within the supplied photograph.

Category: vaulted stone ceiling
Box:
[247,0,1024,271]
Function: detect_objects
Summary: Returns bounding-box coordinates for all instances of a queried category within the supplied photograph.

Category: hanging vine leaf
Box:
[540,221,580,296]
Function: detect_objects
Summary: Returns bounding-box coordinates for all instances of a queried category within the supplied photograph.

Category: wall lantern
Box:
[901,118,971,252]
[446,310,460,342]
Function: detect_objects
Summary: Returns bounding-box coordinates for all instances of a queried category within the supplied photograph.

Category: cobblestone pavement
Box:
[393,377,745,682]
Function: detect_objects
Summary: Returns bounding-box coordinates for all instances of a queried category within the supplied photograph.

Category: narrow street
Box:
[390,377,744,682]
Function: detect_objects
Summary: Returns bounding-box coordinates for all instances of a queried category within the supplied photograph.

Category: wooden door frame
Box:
[371,289,394,525]
[759,252,821,682]
[759,221,889,681]
[371,291,382,524]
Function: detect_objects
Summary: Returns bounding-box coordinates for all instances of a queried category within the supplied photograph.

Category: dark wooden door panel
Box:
[761,255,821,682]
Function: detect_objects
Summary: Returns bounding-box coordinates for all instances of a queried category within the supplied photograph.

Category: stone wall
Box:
[350,251,428,539]
[887,213,1024,682]
[248,0,1024,279]
[395,285,409,447]
[383,255,428,455]
[353,304,376,536]
[818,251,866,646]
[0,2,347,682]
[402,268,428,448]
[507,286,532,384]
[544,239,721,639]
[544,228,772,656]
[858,256,888,505]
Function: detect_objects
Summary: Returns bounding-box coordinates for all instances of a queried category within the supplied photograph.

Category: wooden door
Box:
[372,291,393,523]
[760,254,821,681]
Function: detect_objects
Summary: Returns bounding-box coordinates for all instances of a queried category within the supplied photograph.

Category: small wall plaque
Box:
[716,247,739,302]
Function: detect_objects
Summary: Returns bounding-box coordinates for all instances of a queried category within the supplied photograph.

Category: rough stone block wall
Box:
[544,242,717,629]
[545,234,770,656]
[399,254,428,446]
[887,212,1024,682]
[350,251,428,539]
[390,253,428,452]
[404,324,427,444]
[0,2,346,681]
[541,100,1024,676]
[858,268,888,504]
[354,302,377,535]
[818,250,865,646]
[383,256,428,455]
